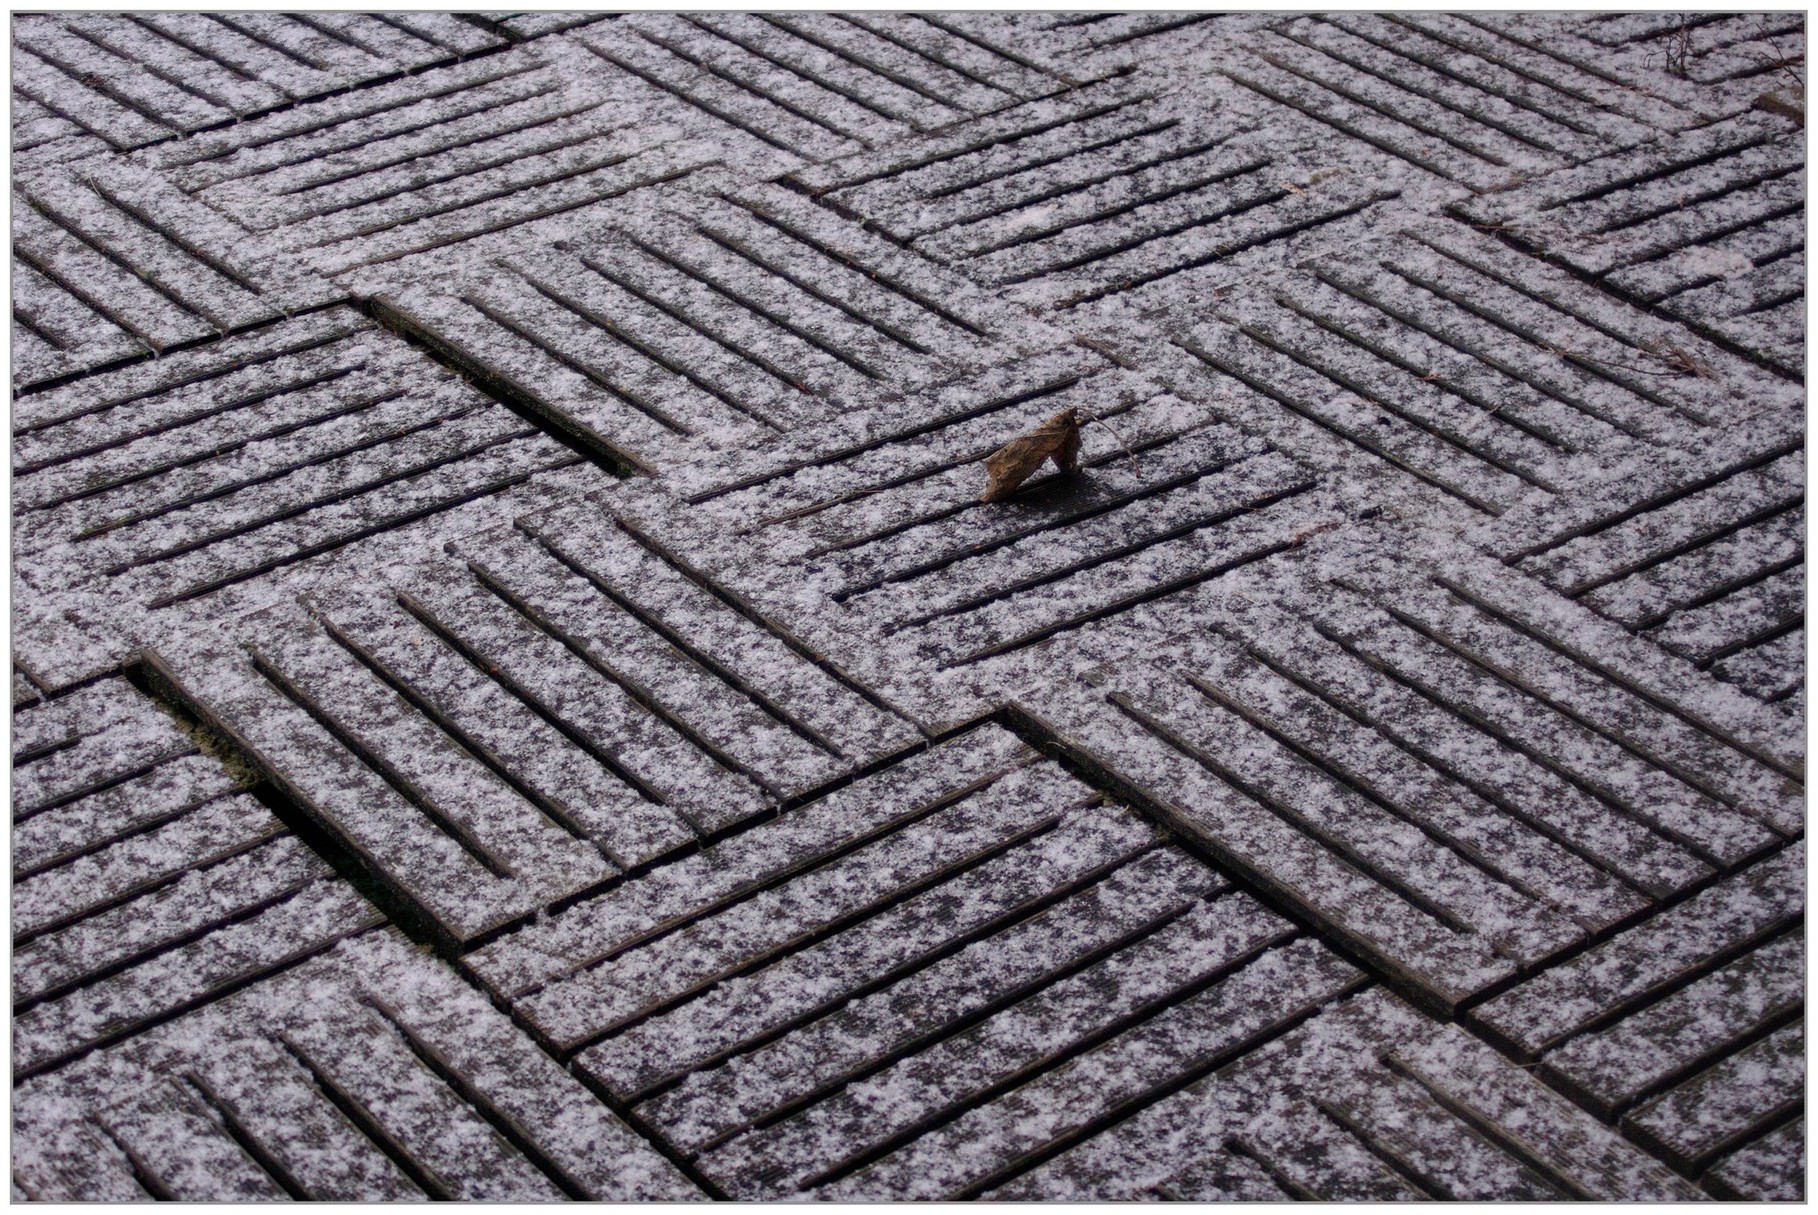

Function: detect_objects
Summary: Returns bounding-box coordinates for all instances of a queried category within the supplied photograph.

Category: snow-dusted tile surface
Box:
[12,10,1804,1203]
[567,12,1085,175]
[132,36,727,295]
[10,677,381,1082]
[373,169,1055,471]
[797,69,1417,316]
[12,157,337,389]
[1466,11,1805,122]
[1009,542,1794,1008]
[1222,13,1707,193]
[572,346,1342,734]
[13,928,698,1200]
[12,12,507,152]
[477,12,610,42]
[13,308,609,687]
[996,994,1701,1200]
[1460,109,1806,377]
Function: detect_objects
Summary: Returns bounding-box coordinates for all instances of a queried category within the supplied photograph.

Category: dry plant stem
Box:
[1543,344,1707,379]
[1080,408,1142,474]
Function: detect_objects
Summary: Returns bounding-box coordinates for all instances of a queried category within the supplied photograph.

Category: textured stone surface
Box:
[12,10,1804,1202]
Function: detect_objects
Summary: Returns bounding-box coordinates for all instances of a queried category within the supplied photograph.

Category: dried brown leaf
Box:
[980,408,1081,502]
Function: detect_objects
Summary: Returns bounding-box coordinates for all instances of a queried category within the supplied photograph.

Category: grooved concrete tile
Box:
[1008,525,1797,1013]
[798,69,1419,317]
[587,349,1331,731]
[12,308,611,687]
[1464,11,1805,121]
[136,536,923,944]
[12,157,337,389]
[10,11,1805,1203]
[373,170,1057,471]
[12,929,699,1201]
[1225,13,1688,193]
[10,677,381,1081]
[13,12,506,151]
[1460,110,1805,376]
[995,994,1701,1201]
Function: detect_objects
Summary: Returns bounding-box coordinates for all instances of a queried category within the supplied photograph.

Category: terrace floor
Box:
[11,10,1806,1201]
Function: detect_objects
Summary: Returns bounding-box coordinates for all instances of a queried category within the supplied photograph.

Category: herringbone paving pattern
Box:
[12,11,1804,1201]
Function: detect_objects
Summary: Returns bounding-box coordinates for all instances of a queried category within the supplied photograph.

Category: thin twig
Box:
[1749,14,1805,93]
[1542,343,1706,379]
[1079,406,1142,473]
